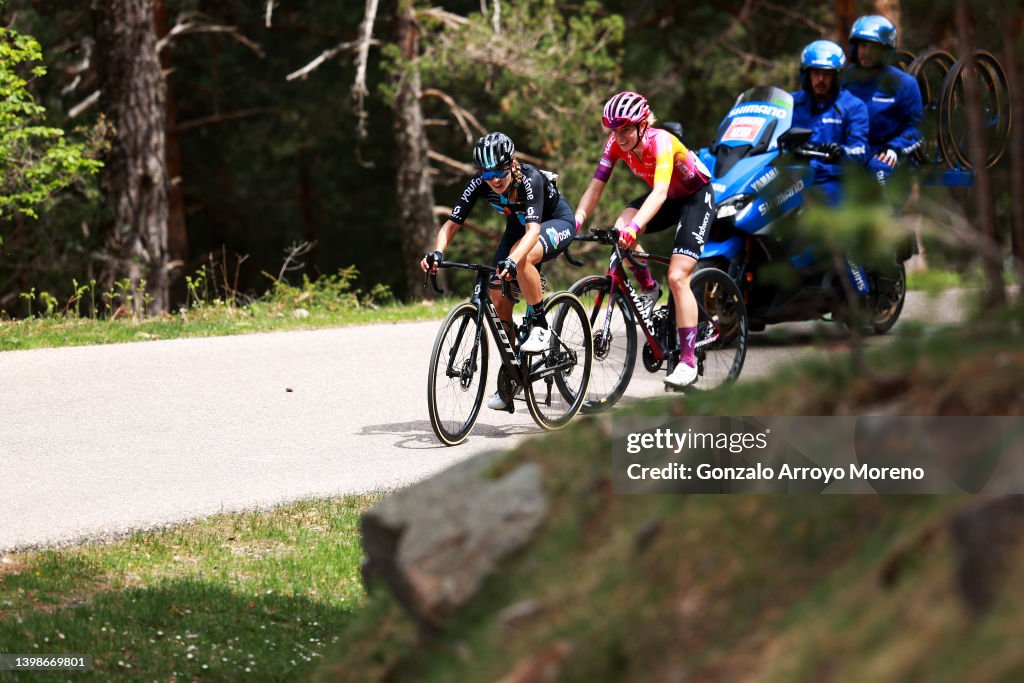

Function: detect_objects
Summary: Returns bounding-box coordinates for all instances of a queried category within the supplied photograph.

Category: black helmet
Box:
[473,132,515,170]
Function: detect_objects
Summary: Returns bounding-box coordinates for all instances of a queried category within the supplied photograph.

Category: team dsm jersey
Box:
[594,127,711,199]
[448,162,561,227]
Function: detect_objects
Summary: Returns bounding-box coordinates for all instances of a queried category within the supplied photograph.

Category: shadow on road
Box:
[360,420,537,449]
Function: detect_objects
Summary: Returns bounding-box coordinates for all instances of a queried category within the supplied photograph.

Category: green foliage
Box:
[0,24,101,219]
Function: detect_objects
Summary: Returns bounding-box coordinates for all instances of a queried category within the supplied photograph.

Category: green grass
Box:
[0,495,381,682]
[0,298,459,352]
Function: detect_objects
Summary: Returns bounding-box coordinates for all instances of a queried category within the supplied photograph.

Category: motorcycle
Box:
[694,85,907,334]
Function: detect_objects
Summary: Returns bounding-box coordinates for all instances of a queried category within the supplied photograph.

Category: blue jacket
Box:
[842,65,924,157]
[790,88,869,183]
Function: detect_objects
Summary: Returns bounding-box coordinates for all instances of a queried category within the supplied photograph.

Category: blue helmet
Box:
[799,40,846,95]
[849,15,897,49]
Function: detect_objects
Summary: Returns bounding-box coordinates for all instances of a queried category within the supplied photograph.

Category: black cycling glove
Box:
[497,258,518,280]
[823,142,843,162]
[424,250,443,268]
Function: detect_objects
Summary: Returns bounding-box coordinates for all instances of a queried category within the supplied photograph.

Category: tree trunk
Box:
[393,0,439,299]
[834,0,856,44]
[92,0,170,315]
[873,0,901,41]
[154,0,188,309]
[1000,6,1024,299]
[955,1,1004,308]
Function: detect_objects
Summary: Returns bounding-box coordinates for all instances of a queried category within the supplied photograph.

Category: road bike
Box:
[568,228,747,413]
[424,261,593,445]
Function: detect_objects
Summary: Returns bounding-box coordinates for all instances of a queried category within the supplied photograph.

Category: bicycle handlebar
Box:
[572,228,652,269]
[422,261,518,303]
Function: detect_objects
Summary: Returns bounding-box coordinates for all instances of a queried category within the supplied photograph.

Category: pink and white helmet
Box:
[602,91,651,129]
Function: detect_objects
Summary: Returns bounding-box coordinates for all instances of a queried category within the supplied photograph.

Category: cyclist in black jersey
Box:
[420,132,576,410]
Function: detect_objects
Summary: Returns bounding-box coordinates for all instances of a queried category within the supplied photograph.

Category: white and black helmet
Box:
[473,132,515,170]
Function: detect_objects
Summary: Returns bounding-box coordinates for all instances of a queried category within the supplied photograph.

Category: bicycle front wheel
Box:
[690,268,747,391]
[523,291,593,430]
[569,275,637,413]
[427,302,489,445]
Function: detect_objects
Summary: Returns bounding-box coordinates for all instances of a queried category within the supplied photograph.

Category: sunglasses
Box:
[602,116,635,130]
[481,168,510,180]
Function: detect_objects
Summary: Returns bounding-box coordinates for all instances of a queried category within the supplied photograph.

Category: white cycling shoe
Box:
[487,387,522,411]
[519,326,550,354]
[664,361,698,388]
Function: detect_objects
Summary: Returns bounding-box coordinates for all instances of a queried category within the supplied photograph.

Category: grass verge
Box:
[0,495,381,682]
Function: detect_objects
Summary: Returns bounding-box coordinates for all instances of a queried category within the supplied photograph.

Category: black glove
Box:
[497,257,518,280]
[424,250,443,268]
[823,142,843,162]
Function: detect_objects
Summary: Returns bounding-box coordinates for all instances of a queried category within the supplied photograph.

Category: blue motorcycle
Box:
[694,86,907,334]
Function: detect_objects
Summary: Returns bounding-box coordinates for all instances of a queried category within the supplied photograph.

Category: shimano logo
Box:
[846,258,868,293]
[872,96,896,103]
[821,117,842,124]
[751,168,778,192]
[758,179,805,214]
[729,103,788,119]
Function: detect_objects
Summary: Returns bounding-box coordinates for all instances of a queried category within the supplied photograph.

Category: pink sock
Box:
[678,326,697,367]
[629,264,656,292]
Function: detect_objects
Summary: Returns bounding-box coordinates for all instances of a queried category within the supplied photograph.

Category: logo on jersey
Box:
[546,226,572,249]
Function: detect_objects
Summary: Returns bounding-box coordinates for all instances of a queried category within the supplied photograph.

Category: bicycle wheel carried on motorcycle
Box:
[524,291,593,430]
[569,275,637,413]
[907,49,957,166]
[869,262,907,335]
[688,268,748,391]
[938,50,1011,169]
[427,302,489,446]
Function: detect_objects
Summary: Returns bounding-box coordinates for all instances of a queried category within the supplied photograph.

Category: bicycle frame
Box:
[430,263,575,397]
[595,246,674,364]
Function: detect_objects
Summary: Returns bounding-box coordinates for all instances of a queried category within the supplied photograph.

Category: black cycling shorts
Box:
[627,183,715,260]
[492,196,575,267]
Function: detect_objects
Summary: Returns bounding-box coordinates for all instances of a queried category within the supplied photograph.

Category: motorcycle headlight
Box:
[716,194,754,220]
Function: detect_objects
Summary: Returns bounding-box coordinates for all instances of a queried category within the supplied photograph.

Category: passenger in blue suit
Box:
[841,15,924,185]
[790,40,869,207]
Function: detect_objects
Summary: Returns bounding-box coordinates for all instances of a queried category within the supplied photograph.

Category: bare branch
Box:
[421,88,486,142]
[287,40,359,81]
[433,207,499,239]
[351,0,380,141]
[492,0,501,34]
[276,241,317,283]
[174,107,276,133]
[428,149,476,176]
[265,0,275,28]
[156,13,264,57]
[761,1,828,35]
[418,7,470,30]
[68,90,100,119]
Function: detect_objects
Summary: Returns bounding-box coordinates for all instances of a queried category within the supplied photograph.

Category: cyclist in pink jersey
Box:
[574,91,715,388]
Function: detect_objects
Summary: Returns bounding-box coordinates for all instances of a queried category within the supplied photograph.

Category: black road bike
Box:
[568,228,747,412]
[425,261,593,446]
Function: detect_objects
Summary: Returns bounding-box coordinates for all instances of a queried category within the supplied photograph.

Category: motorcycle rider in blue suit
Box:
[791,40,869,207]
[841,15,924,186]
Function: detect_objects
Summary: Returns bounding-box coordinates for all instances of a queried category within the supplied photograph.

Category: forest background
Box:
[0,0,1020,317]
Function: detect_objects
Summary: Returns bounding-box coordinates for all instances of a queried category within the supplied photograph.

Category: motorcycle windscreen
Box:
[712,87,793,177]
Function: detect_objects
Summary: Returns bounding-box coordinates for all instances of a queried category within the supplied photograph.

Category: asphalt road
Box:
[0,289,966,551]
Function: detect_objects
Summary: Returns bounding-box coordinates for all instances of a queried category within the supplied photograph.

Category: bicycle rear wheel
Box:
[569,275,637,413]
[427,302,488,445]
[689,268,747,391]
[939,50,1011,169]
[907,49,956,166]
[524,291,593,430]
